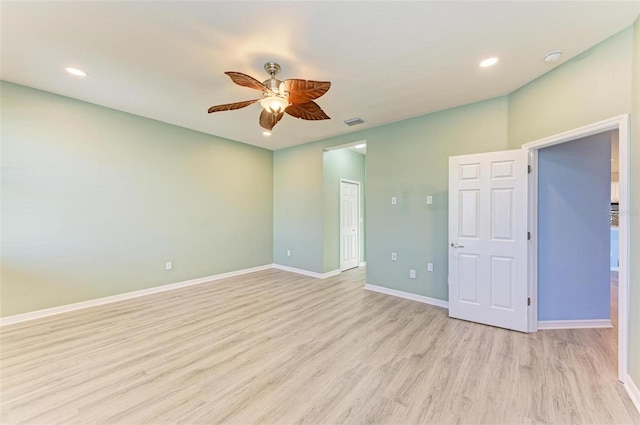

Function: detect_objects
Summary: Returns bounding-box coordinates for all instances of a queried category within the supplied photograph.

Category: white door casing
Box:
[522,114,630,382]
[340,179,360,271]
[448,149,529,332]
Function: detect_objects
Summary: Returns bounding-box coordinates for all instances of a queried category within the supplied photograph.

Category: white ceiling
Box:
[2,1,638,151]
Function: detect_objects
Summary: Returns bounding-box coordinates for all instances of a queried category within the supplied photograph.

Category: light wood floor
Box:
[1,268,638,425]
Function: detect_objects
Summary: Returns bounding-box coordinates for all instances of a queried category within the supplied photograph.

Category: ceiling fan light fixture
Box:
[260,96,289,114]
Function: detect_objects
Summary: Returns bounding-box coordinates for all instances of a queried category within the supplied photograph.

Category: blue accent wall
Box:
[611,228,619,271]
[538,133,611,321]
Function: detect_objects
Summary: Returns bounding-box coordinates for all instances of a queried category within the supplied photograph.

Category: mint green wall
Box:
[274,96,509,293]
[322,149,366,272]
[1,82,273,317]
[628,16,640,388]
[273,142,324,272]
[508,27,633,148]
[365,98,508,298]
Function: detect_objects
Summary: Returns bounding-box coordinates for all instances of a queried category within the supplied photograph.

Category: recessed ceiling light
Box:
[479,57,498,68]
[544,51,563,64]
[65,67,88,77]
[354,144,366,149]
[262,131,271,136]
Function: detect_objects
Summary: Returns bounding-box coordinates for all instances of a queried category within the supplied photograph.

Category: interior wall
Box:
[0,82,274,317]
[273,142,325,273]
[322,149,366,272]
[537,133,612,321]
[507,27,633,148]
[273,96,509,297]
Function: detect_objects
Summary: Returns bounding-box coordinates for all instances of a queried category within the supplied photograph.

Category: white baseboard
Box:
[359,261,367,267]
[537,319,612,330]
[625,374,640,414]
[0,264,273,327]
[364,284,449,309]
[272,264,340,279]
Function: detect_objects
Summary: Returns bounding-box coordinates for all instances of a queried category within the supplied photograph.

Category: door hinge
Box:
[528,165,533,174]
[527,231,531,240]
[528,297,531,306]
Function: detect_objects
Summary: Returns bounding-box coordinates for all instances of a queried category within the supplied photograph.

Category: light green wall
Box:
[365,97,508,298]
[508,27,633,148]
[1,82,273,317]
[322,148,366,272]
[274,96,509,293]
[628,16,640,388]
[273,142,324,272]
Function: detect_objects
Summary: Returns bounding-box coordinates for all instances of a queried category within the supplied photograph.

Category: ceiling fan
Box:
[208,62,331,131]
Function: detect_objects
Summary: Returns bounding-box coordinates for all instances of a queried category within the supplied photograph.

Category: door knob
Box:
[450,242,465,248]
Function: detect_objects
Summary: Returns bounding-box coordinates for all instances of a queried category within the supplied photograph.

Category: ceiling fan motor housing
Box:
[263,76,283,92]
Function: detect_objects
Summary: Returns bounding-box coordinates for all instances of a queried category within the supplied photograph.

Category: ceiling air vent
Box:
[343,117,365,127]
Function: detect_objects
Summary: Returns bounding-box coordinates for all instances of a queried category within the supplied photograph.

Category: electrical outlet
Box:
[391,252,397,261]
[165,261,173,271]
[427,262,434,272]
[409,269,416,279]
[287,250,291,257]
[427,196,433,205]
[391,196,397,205]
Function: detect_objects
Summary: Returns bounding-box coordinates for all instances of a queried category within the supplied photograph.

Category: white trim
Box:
[323,139,367,151]
[0,264,273,327]
[527,149,539,332]
[537,319,612,330]
[272,264,340,279]
[364,284,449,309]
[522,115,624,150]
[524,114,630,382]
[625,374,640,414]
[359,261,367,267]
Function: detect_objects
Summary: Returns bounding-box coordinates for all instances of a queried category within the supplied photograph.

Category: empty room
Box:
[1,2,640,424]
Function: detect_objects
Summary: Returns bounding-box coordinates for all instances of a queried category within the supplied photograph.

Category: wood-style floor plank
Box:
[1,268,638,425]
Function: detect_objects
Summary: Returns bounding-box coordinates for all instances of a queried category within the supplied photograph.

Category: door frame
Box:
[339,178,361,271]
[523,114,630,382]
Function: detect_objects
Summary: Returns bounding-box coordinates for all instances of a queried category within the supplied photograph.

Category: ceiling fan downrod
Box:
[262,62,285,95]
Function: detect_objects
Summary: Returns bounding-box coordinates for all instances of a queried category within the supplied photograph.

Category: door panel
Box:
[448,149,528,332]
[340,180,359,271]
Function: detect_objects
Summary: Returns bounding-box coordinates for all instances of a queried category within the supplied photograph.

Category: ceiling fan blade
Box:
[259,109,284,130]
[225,72,271,93]
[284,79,331,104]
[208,99,260,113]
[285,101,330,121]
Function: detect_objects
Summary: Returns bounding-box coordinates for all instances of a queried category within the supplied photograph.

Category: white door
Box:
[340,180,360,271]
[448,149,528,332]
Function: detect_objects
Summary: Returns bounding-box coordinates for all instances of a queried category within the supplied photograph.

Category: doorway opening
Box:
[322,141,367,274]
[524,114,630,383]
